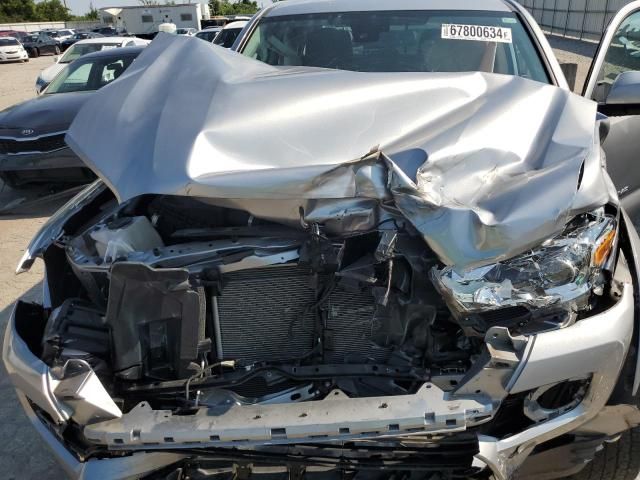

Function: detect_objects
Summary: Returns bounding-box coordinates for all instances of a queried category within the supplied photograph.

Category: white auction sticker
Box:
[441,24,512,43]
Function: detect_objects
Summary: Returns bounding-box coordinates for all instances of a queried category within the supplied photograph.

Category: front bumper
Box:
[0,147,84,172]
[14,392,188,480]
[0,50,28,62]
[2,265,636,479]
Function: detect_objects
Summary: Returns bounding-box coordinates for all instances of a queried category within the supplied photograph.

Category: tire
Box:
[54,45,60,55]
[566,428,640,480]
[33,48,39,58]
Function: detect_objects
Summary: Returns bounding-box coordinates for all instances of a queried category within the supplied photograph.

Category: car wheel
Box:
[54,45,60,55]
[566,428,640,480]
[33,48,39,58]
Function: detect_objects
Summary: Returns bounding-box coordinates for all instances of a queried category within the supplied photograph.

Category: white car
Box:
[0,36,29,63]
[194,27,222,43]
[176,28,197,36]
[35,36,150,93]
[212,20,248,48]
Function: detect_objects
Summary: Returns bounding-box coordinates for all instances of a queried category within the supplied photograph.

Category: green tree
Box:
[34,0,71,21]
[84,2,99,20]
[209,0,258,16]
[86,7,99,20]
[0,0,38,22]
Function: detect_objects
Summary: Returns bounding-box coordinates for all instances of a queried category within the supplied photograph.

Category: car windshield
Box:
[196,30,219,42]
[214,27,243,47]
[0,38,19,46]
[46,54,135,94]
[60,42,121,63]
[241,10,549,82]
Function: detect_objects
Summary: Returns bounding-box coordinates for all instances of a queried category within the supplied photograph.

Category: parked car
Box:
[0,47,143,189]
[21,32,61,57]
[212,20,247,48]
[194,26,221,42]
[176,27,197,36]
[0,37,29,63]
[0,30,29,42]
[59,32,104,52]
[41,28,75,43]
[10,2,640,480]
[92,26,118,36]
[35,36,150,93]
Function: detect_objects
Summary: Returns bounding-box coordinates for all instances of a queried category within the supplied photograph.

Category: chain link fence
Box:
[519,0,632,41]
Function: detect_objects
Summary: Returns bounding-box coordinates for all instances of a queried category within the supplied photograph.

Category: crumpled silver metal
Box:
[66,33,616,269]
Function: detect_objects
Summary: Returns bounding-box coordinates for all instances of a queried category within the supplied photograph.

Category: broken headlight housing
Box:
[432,209,617,314]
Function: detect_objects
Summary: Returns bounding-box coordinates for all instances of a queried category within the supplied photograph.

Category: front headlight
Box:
[432,209,617,314]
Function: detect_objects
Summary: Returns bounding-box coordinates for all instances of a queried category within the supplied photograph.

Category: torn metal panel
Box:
[67,34,612,269]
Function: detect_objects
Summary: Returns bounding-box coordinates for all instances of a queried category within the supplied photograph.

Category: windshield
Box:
[241,10,549,82]
[46,54,135,94]
[0,38,19,46]
[214,27,243,48]
[60,42,121,63]
[196,30,219,42]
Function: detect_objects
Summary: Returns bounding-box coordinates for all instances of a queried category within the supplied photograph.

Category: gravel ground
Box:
[0,39,603,479]
[548,34,599,93]
[0,55,72,480]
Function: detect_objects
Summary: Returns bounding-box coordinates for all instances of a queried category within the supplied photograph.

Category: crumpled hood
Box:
[67,34,615,269]
[0,92,92,136]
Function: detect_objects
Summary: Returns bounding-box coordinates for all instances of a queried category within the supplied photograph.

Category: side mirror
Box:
[605,71,640,105]
[597,112,610,144]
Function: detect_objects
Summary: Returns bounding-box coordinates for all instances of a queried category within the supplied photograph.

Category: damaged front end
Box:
[4,35,640,480]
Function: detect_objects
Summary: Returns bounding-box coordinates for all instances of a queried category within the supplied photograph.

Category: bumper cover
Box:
[0,147,84,172]
[14,392,187,480]
[0,51,28,62]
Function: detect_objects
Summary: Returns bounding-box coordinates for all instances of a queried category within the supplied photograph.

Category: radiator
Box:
[216,264,391,365]
[216,265,317,364]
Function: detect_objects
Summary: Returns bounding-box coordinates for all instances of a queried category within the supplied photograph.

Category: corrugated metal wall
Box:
[519,0,633,41]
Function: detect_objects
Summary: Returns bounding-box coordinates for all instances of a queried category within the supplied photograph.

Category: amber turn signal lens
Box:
[593,229,616,267]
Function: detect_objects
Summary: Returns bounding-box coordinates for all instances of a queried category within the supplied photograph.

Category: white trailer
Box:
[101,3,211,36]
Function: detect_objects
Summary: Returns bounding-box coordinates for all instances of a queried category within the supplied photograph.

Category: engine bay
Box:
[41,193,489,413]
[16,187,619,458]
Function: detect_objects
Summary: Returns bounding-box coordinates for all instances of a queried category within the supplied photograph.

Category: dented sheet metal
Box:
[66,34,614,269]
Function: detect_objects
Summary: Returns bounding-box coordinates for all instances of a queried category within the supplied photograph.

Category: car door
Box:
[38,33,53,54]
[584,1,640,225]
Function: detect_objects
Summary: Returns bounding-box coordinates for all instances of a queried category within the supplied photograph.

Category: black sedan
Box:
[92,26,118,36]
[21,32,60,57]
[60,32,104,52]
[0,47,144,189]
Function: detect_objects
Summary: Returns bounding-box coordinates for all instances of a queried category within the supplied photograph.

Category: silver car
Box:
[6,1,640,479]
